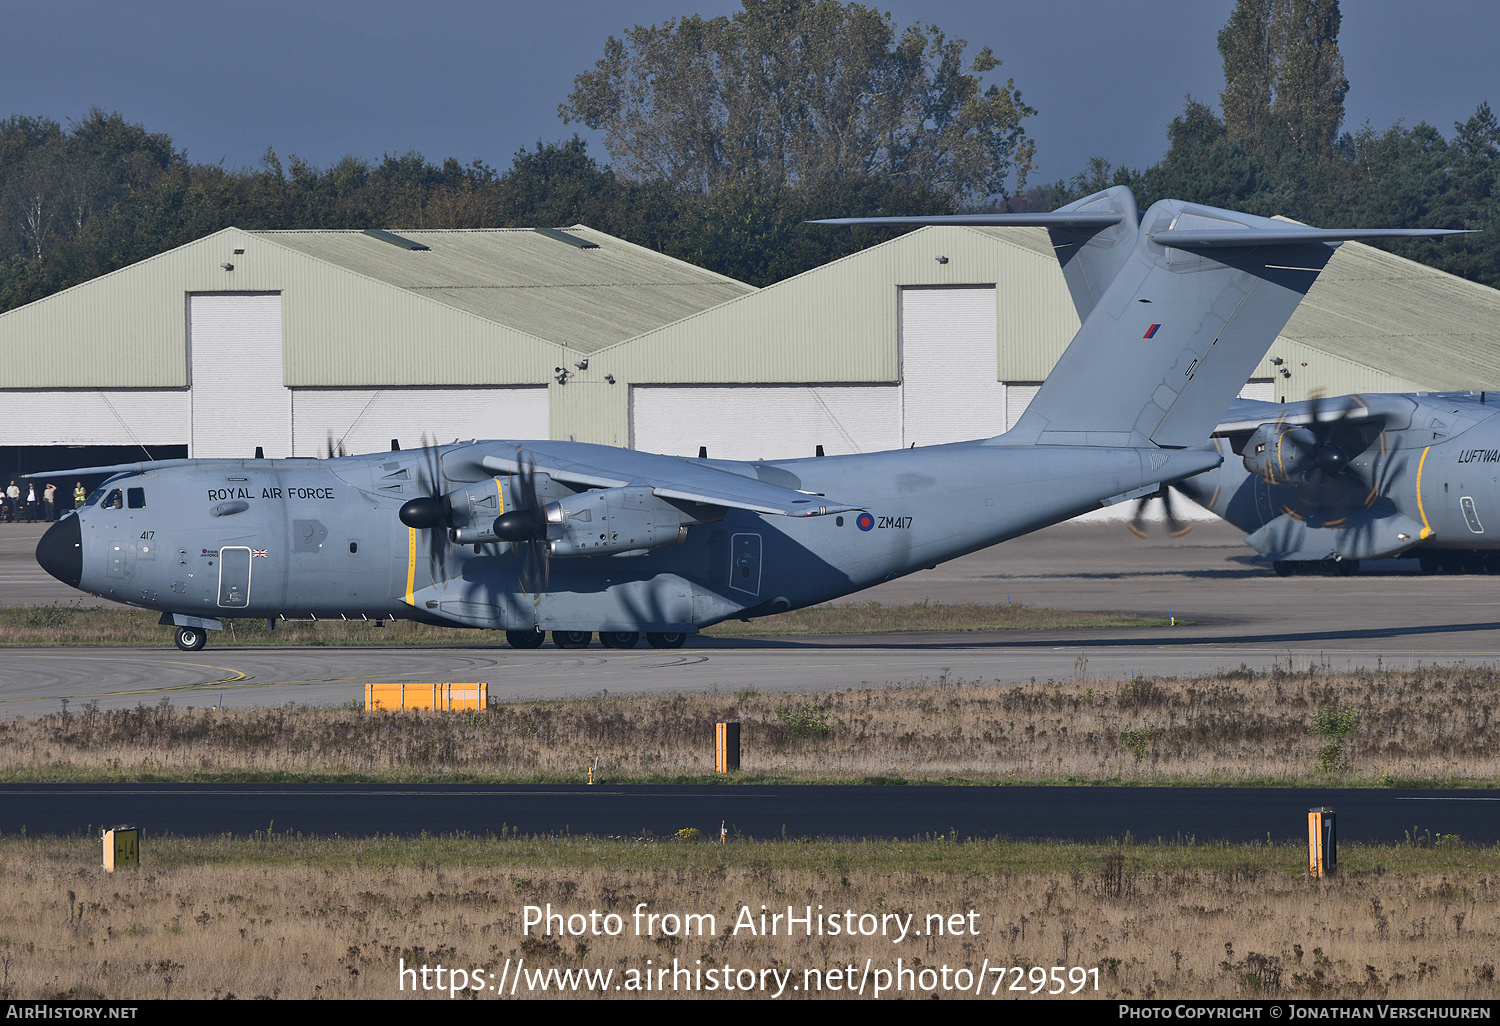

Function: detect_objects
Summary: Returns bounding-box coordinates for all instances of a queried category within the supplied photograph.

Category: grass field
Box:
[3,833,1495,1000]
[6,606,1497,1001]
[5,663,1497,787]
[0,600,1167,648]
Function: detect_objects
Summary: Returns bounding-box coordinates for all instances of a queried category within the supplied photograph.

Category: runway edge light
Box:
[716,722,740,774]
[1308,807,1336,877]
[103,825,139,872]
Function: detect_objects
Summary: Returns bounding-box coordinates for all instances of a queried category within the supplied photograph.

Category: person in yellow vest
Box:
[73,482,86,510]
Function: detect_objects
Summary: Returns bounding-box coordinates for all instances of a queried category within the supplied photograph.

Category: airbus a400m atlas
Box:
[32,188,1459,650]
[1172,389,1500,576]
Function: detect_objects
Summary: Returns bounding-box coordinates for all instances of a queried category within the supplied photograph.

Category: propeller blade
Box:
[1161,487,1192,538]
[1126,487,1192,539]
[512,446,551,598]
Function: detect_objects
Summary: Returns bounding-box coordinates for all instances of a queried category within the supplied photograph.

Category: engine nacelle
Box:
[1242,423,1318,484]
[544,486,696,557]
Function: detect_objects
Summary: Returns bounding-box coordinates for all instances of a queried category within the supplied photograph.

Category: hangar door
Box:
[899,286,1005,447]
[189,293,290,459]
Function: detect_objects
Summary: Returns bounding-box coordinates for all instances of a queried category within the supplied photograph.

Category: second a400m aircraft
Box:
[33,188,1460,650]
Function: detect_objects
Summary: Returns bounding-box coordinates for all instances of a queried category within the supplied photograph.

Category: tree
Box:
[558,0,1034,203]
[1217,0,1347,156]
[1270,0,1347,154]
[1217,0,1274,145]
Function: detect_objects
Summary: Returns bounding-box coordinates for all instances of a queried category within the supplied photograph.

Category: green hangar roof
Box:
[255,226,753,355]
[0,225,755,389]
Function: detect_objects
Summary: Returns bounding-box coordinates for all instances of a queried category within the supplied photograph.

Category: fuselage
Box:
[36,438,1212,633]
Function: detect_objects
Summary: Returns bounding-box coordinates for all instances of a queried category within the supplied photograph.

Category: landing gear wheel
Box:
[646,631,687,649]
[598,631,641,649]
[553,630,593,649]
[506,629,546,649]
[1273,561,1294,577]
[174,626,206,652]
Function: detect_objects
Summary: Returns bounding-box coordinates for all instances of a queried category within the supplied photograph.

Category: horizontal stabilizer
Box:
[1154,227,1470,248]
[808,212,1123,228]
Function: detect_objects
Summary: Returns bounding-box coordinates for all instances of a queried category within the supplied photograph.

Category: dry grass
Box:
[6,664,1500,785]
[2,833,1497,1000]
[0,601,1164,648]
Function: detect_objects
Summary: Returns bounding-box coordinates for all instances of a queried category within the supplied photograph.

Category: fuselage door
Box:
[218,545,253,607]
[730,533,762,596]
[1461,495,1485,534]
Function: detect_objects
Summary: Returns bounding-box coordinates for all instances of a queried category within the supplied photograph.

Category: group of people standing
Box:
[1,480,86,523]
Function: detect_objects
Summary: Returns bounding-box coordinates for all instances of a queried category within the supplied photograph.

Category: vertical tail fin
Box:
[1009,200,1463,448]
[1046,185,1140,322]
[810,195,1463,449]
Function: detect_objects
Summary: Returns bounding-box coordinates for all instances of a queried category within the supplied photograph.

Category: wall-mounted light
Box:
[574,358,589,370]
[220,262,234,271]
[604,374,615,384]
[935,255,948,264]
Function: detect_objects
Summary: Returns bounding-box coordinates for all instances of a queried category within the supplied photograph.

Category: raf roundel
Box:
[856,513,875,532]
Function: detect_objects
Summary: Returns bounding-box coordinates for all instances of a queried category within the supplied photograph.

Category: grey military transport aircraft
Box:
[1169,389,1500,576]
[32,187,1460,650]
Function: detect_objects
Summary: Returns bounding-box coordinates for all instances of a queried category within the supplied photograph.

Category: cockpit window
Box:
[101,489,124,510]
[127,487,145,509]
[84,488,105,507]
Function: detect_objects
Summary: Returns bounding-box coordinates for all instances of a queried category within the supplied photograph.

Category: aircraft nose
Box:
[35,515,82,589]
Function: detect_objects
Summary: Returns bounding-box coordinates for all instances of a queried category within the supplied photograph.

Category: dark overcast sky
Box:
[2,1,1494,192]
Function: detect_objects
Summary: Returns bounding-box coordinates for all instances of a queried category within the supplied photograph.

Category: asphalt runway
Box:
[1,520,1497,716]
[5,783,1496,843]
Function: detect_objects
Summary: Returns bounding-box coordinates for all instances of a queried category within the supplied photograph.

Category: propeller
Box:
[397,433,451,578]
[1300,388,1358,475]
[493,446,551,595]
[1128,485,1192,539]
[1260,390,1379,527]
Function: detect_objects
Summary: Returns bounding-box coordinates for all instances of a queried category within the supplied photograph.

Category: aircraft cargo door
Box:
[218,546,252,608]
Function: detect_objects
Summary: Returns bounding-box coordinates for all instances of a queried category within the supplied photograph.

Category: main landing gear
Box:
[174,626,207,651]
[505,629,546,649]
[553,630,592,649]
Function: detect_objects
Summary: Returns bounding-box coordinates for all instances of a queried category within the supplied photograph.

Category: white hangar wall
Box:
[630,285,1012,459]
[292,387,549,457]
[0,291,552,462]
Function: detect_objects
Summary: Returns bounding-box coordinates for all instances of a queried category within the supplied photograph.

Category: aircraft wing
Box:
[1212,394,1418,435]
[477,445,861,518]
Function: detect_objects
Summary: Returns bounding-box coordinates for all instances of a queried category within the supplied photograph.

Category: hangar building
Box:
[2,221,1497,486]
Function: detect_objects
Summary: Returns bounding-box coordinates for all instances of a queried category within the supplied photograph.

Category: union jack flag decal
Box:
[252,549,268,558]
[1143,323,1161,339]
